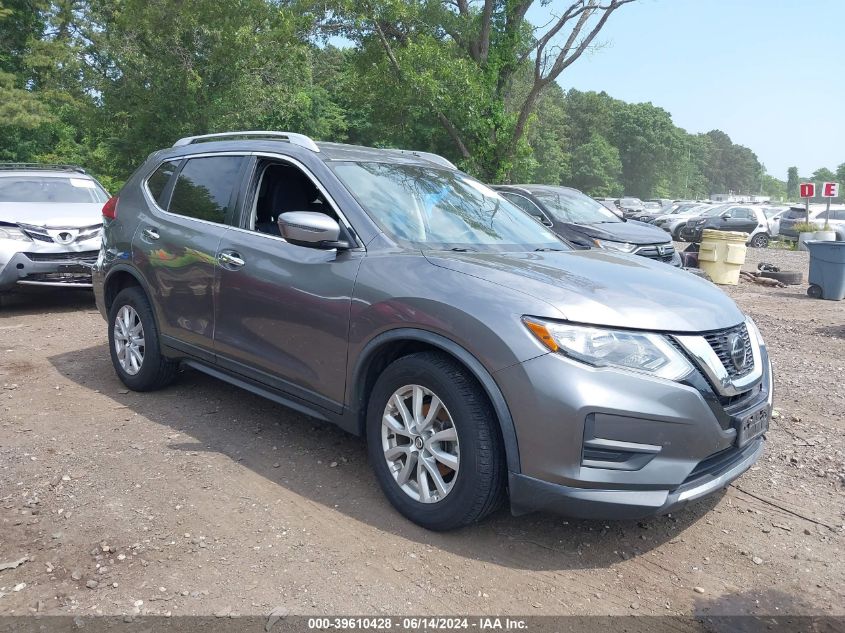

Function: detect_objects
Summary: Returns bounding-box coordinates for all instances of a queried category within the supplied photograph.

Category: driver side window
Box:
[247,161,337,236]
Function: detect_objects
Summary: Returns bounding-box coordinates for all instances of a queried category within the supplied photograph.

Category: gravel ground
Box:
[0,246,843,624]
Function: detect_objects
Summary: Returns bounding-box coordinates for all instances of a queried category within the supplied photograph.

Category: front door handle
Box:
[142,228,160,241]
[218,251,245,268]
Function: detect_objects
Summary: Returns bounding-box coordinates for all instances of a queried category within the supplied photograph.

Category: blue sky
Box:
[535,0,844,179]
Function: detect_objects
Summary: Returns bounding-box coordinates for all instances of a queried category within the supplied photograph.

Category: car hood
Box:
[424,249,744,333]
[0,202,103,228]
[564,219,670,245]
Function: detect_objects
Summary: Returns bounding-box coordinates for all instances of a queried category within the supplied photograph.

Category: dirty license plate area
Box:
[736,404,769,447]
[57,263,92,274]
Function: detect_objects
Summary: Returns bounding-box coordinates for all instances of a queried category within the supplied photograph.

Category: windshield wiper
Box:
[534,247,564,252]
[447,247,477,252]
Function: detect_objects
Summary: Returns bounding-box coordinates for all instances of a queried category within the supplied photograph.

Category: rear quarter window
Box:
[146,160,179,208]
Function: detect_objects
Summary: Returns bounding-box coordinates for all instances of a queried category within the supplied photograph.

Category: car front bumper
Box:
[0,241,100,292]
[679,225,704,242]
[496,343,771,520]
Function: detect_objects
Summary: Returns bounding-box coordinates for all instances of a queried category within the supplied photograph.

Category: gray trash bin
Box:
[805,240,845,301]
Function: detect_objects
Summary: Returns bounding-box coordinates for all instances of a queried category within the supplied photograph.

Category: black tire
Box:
[365,351,505,531]
[759,270,803,285]
[749,233,770,248]
[807,284,823,299]
[107,287,178,391]
[672,226,684,241]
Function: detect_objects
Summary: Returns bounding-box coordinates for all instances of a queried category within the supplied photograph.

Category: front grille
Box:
[22,229,53,242]
[22,272,92,283]
[23,250,98,262]
[703,323,754,380]
[635,243,675,263]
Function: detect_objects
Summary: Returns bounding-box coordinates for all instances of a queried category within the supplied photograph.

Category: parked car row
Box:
[494,185,681,265]
[778,205,845,240]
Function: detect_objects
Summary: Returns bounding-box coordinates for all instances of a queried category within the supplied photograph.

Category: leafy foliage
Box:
[0,0,804,201]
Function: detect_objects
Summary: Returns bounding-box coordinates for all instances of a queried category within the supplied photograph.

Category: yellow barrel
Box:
[697,230,748,285]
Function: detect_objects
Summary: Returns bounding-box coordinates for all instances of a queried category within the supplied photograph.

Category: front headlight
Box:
[593,239,637,253]
[523,318,694,380]
[0,226,31,241]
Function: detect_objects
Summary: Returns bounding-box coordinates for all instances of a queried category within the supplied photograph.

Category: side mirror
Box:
[720,212,730,220]
[278,212,349,250]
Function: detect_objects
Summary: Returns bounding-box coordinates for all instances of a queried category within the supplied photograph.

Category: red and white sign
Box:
[821,182,840,198]
[800,182,816,198]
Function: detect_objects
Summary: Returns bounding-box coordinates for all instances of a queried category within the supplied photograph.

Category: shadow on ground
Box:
[48,342,722,572]
[0,288,96,315]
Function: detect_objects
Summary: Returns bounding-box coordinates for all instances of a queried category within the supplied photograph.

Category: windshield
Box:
[530,188,621,224]
[643,201,661,210]
[0,176,108,203]
[330,162,566,251]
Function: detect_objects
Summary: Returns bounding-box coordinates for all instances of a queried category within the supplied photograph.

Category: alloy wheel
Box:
[113,305,145,375]
[381,384,460,503]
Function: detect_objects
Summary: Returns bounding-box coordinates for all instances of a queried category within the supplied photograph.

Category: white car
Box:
[653,203,719,240]
[0,164,108,302]
[762,207,789,236]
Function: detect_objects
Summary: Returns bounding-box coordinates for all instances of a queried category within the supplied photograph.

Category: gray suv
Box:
[92,131,773,530]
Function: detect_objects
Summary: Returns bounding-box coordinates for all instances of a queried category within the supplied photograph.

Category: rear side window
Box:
[168,156,245,223]
[146,160,179,207]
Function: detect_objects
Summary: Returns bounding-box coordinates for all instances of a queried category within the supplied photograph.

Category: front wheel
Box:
[750,233,770,248]
[366,352,505,530]
[108,287,178,391]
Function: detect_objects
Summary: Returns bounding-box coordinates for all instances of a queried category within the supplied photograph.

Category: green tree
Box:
[327,0,635,181]
[786,166,799,200]
[567,134,622,197]
[762,174,786,201]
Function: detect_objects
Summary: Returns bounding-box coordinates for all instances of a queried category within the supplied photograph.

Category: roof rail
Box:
[172,131,320,153]
[394,149,458,170]
[0,163,87,173]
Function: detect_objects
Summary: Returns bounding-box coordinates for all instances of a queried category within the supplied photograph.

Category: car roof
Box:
[495,184,582,196]
[0,163,91,178]
[159,132,458,170]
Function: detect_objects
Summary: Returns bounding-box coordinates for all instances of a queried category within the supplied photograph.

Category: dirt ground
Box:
[0,247,843,622]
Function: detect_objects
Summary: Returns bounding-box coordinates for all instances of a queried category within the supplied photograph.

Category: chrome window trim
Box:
[673,317,763,397]
[141,152,249,228]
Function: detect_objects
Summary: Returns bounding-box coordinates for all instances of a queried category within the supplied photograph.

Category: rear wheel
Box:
[108,287,177,391]
[807,284,823,299]
[366,352,505,530]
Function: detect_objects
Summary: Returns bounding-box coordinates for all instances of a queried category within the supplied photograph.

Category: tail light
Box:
[102,196,119,220]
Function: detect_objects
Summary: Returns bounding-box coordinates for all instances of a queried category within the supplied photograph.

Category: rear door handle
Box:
[218,251,245,268]
[142,228,160,241]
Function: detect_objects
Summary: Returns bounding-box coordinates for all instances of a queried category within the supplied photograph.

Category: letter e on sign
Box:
[799,183,815,198]
[822,182,840,198]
